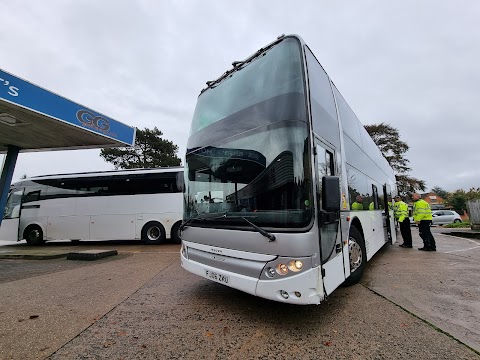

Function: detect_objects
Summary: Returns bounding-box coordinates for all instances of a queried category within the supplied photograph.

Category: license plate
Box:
[205,269,229,284]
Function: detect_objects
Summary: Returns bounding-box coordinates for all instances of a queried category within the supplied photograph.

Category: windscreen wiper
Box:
[179,216,209,231]
[240,216,276,242]
[221,213,275,242]
[179,213,241,231]
[181,213,275,242]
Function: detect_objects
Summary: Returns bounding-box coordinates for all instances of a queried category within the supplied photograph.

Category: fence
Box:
[467,200,480,230]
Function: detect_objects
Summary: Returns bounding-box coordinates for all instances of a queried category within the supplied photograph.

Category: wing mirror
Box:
[322,176,340,212]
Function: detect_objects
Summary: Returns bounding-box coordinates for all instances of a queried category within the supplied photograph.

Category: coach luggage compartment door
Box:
[315,142,344,295]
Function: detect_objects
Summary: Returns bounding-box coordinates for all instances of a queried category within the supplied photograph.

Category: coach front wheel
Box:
[142,221,166,245]
[24,225,45,246]
[171,221,182,244]
[344,226,366,286]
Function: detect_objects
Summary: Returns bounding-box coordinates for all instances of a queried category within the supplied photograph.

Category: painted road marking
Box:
[444,246,480,254]
[436,234,480,254]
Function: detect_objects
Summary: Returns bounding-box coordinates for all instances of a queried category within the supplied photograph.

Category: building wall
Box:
[421,192,445,206]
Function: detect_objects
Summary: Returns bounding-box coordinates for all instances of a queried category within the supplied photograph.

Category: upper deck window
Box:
[190,38,305,137]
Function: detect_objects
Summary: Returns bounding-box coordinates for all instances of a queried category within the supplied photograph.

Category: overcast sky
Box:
[1,0,479,192]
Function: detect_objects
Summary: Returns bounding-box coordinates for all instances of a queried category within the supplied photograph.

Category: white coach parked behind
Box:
[0,167,183,245]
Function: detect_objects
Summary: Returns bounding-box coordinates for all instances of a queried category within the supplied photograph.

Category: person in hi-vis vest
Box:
[394,195,412,248]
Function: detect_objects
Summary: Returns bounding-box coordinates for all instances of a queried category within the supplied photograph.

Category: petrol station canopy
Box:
[0,68,136,224]
[0,68,135,153]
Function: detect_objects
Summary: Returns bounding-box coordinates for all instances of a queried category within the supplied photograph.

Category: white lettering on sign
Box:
[224,149,243,157]
[8,86,19,97]
[199,148,213,156]
[0,78,19,97]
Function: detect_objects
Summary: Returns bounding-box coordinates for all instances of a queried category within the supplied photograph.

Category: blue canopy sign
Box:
[0,69,135,146]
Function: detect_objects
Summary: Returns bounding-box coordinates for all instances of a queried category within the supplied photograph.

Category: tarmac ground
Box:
[0,229,479,360]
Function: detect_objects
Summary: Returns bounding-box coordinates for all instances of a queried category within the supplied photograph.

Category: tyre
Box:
[24,225,45,246]
[170,221,182,244]
[141,221,166,245]
[454,219,461,223]
[344,226,366,286]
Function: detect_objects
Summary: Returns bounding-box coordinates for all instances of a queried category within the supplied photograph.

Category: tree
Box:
[431,186,448,199]
[394,174,426,198]
[100,127,181,169]
[444,188,480,216]
[364,123,425,197]
[465,187,480,201]
[444,189,467,215]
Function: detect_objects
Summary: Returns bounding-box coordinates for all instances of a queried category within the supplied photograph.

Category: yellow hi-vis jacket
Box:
[394,201,409,222]
[351,202,363,210]
[413,199,433,221]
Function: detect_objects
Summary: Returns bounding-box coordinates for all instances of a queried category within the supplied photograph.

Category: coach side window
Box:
[23,190,41,204]
[346,165,368,211]
[333,85,362,146]
[43,179,78,199]
[369,184,379,210]
[306,47,340,148]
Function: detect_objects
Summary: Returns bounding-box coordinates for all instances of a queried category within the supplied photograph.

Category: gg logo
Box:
[76,109,110,131]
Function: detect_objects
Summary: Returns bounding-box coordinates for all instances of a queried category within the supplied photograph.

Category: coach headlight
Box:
[288,260,303,272]
[276,263,289,275]
[261,256,312,280]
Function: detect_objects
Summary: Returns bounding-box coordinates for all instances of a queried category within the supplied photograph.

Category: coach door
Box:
[0,189,23,241]
[383,184,394,244]
[315,141,344,295]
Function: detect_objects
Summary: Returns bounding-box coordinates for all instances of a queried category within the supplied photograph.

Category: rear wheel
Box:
[141,221,166,245]
[344,226,366,286]
[170,221,182,244]
[454,219,461,223]
[24,225,45,246]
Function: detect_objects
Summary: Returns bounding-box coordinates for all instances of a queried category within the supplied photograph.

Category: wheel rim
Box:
[147,226,161,241]
[349,236,363,272]
[28,230,40,242]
